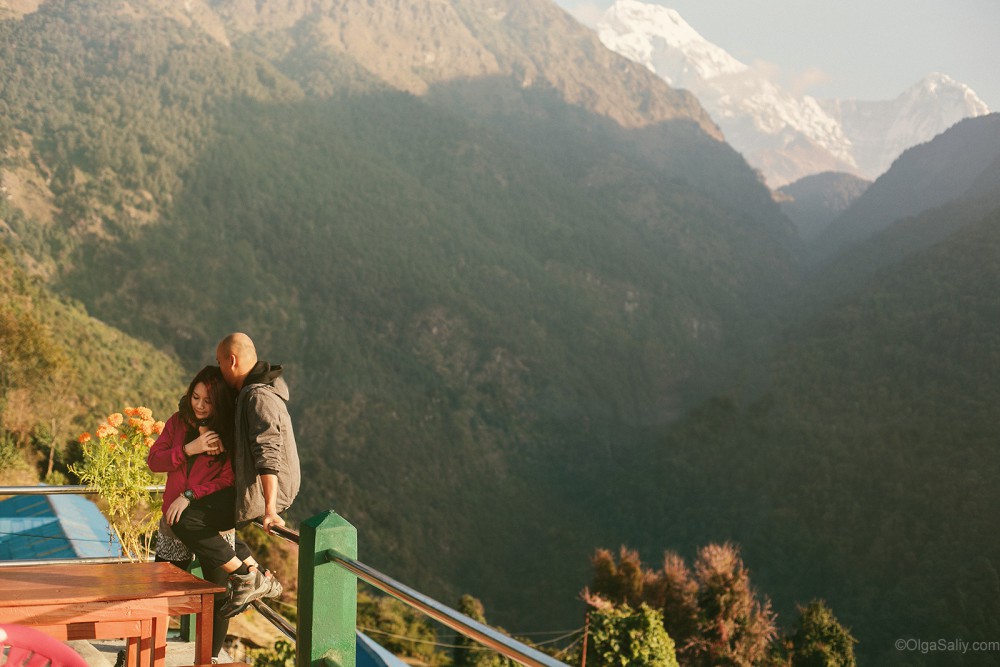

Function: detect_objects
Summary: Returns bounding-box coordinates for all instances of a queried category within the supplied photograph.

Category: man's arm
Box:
[260,473,285,533]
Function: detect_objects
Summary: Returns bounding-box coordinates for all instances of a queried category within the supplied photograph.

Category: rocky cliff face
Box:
[191,0,722,135]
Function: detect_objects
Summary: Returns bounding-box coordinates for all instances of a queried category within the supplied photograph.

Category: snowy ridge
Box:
[595,0,990,187]
[597,0,745,86]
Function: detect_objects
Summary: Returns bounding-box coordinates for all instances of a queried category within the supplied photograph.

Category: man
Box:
[214,332,301,616]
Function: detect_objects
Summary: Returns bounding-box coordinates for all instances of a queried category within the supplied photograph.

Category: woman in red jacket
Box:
[147,364,237,659]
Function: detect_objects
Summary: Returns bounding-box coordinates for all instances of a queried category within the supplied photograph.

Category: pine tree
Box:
[688,543,778,667]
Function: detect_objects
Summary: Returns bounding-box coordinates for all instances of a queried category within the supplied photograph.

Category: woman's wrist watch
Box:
[183,489,195,501]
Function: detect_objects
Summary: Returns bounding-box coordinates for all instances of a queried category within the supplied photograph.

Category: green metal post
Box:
[298,511,358,667]
[180,560,205,642]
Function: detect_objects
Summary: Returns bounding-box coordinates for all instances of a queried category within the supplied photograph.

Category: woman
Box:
[147,365,238,659]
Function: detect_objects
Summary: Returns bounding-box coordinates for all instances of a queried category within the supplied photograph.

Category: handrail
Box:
[0,556,148,567]
[251,599,297,641]
[326,549,569,667]
[252,518,300,545]
[254,521,568,666]
[0,485,165,495]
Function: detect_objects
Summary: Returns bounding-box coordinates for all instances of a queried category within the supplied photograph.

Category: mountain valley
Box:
[1,2,998,665]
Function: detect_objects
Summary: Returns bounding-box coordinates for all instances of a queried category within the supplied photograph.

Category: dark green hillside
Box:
[800,150,1000,323]
[60,90,798,625]
[0,244,184,476]
[617,204,1000,664]
[0,0,800,631]
[812,113,1000,262]
[776,171,870,242]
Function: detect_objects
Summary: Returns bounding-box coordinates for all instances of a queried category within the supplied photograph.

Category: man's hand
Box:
[165,495,190,525]
[262,510,286,534]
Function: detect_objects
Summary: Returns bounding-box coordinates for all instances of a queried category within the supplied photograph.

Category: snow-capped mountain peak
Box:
[597,0,746,87]
[595,0,990,187]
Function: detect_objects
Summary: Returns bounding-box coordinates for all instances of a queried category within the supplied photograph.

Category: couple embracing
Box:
[147,333,301,659]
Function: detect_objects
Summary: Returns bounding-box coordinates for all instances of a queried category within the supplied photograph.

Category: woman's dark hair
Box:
[178,365,236,455]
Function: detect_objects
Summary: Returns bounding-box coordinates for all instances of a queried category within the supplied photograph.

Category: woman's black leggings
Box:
[170,486,244,573]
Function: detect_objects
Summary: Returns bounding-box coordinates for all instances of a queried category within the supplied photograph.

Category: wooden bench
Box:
[0,561,224,667]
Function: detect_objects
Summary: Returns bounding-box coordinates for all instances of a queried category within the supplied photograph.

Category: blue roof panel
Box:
[0,493,120,560]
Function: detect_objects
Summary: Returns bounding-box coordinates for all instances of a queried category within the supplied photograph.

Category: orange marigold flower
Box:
[144,437,155,448]
[124,407,138,417]
[96,423,118,439]
[129,417,143,429]
[108,413,124,427]
[136,407,153,420]
[153,421,165,435]
[140,420,155,436]
[78,432,92,444]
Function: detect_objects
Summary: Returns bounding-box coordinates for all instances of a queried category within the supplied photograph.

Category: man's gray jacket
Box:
[233,367,301,525]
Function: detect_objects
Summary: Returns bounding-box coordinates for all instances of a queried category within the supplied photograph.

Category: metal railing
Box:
[253,518,568,666]
[0,485,165,495]
[0,485,570,667]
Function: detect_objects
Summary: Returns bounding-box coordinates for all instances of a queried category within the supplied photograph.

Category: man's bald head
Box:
[217,332,258,390]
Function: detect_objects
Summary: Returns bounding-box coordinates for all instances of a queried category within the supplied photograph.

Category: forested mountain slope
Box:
[0,0,798,629]
[812,113,1000,262]
[0,243,184,478]
[616,199,1000,665]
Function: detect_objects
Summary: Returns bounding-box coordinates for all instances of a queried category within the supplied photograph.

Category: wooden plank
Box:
[0,594,206,624]
[8,620,144,641]
[0,562,223,606]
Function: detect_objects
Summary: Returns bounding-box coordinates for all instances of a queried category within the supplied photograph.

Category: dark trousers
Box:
[171,487,238,573]
[163,486,243,658]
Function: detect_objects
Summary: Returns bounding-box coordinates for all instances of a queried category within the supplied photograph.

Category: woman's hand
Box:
[186,429,223,456]
[165,495,190,526]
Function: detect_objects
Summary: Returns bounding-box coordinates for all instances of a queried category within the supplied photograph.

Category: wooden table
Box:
[0,561,224,667]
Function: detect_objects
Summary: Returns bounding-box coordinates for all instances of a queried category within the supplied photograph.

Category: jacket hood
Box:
[243,361,289,401]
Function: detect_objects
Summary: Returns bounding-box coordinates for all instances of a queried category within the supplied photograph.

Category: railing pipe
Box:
[326,549,569,667]
[0,556,147,567]
[0,485,164,495]
[251,600,297,642]
[252,518,301,545]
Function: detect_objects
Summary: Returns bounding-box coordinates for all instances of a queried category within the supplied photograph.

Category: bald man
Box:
[213,332,301,616]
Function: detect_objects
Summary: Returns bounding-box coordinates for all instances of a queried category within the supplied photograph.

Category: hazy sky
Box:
[555,0,999,110]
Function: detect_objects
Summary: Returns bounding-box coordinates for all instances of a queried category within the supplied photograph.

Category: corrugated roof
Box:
[0,493,120,560]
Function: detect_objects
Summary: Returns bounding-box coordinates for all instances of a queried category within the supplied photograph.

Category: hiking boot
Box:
[261,570,283,599]
[219,569,281,618]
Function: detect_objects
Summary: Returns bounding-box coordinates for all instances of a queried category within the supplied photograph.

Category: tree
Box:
[584,601,679,667]
[590,547,647,609]
[648,552,700,660]
[787,600,857,667]
[453,594,517,667]
[688,543,778,667]
[586,543,779,666]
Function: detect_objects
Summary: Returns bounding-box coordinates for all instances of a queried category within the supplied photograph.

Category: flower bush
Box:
[71,407,166,561]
